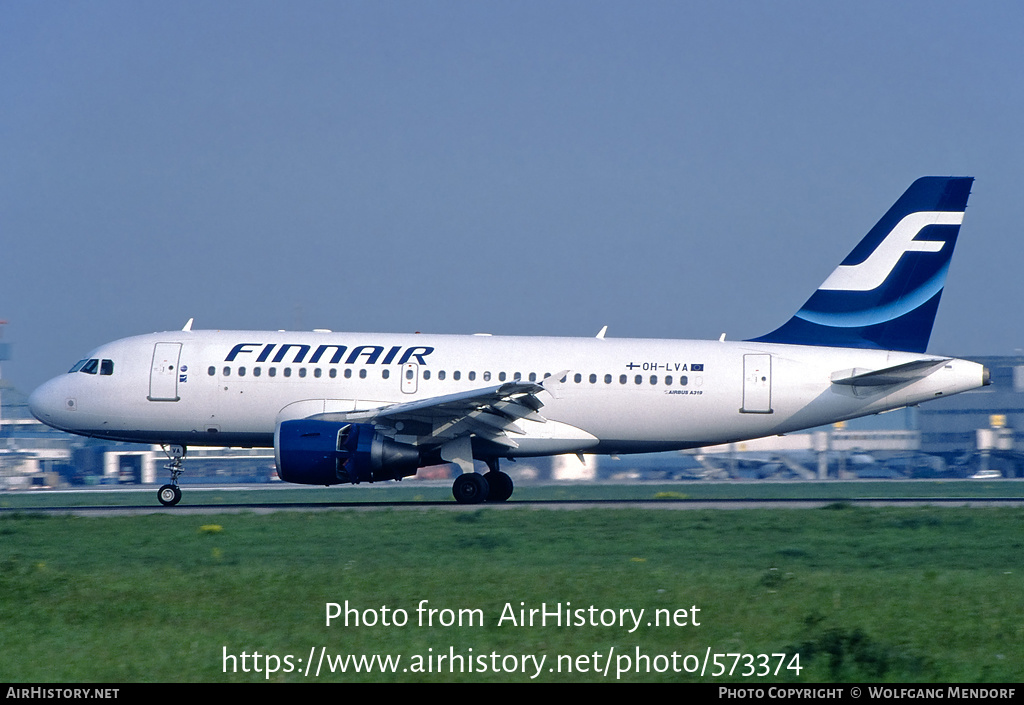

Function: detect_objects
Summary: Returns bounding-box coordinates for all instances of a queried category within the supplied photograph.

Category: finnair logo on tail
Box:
[819,211,964,292]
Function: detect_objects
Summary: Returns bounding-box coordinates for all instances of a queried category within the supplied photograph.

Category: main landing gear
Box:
[451,457,514,505]
[157,444,186,507]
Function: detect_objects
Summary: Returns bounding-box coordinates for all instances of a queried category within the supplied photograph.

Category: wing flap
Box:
[492,400,546,422]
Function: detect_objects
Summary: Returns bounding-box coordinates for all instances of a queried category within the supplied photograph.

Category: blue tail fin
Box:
[750,176,973,353]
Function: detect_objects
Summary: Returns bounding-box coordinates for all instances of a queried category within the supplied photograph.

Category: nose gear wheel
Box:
[157,444,187,507]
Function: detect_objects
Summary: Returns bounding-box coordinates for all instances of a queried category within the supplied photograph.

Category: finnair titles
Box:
[223,342,435,366]
[28,177,988,506]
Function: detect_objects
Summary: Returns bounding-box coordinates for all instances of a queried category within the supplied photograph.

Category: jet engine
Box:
[275,419,421,485]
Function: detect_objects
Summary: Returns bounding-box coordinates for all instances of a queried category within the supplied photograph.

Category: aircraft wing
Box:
[309,376,562,459]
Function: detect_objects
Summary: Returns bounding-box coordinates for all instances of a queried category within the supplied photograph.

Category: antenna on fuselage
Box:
[182,318,194,332]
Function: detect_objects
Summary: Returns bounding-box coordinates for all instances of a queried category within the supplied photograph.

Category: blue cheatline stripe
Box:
[794,261,950,329]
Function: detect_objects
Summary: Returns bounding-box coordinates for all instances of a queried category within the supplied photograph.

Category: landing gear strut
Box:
[157,444,186,507]
[451,458,514,504]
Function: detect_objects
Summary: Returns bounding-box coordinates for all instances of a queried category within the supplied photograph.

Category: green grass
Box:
[1,503,1022,682]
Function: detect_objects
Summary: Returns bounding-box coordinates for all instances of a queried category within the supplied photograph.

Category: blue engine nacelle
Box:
[275,419,421,485]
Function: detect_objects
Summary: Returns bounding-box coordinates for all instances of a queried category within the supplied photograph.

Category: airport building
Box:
[916,355,1024,476]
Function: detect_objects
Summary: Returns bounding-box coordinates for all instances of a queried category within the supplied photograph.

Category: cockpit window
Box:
[69,358,114,375]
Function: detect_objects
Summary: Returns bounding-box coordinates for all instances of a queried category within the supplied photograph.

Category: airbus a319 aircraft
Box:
[29,177,989,506]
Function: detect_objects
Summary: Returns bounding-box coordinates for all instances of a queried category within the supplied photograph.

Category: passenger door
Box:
[149,343,182,401]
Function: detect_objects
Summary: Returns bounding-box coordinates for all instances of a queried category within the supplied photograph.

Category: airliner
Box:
[29,177,989,506]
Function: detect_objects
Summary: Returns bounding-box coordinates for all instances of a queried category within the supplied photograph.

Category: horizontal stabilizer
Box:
[830,358,949,387]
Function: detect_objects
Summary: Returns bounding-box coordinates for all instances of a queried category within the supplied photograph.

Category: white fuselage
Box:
[28,329,987,457]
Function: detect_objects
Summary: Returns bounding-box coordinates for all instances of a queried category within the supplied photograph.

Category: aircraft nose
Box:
[28,377,74,427]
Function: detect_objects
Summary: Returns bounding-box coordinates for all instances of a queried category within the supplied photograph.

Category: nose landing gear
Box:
[157,444,186,507]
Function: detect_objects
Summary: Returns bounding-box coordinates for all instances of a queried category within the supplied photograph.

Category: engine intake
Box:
[276,419,421,485]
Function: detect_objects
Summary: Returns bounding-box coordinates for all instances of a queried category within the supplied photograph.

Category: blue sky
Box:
[4,2,1024,391]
